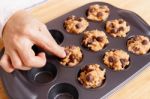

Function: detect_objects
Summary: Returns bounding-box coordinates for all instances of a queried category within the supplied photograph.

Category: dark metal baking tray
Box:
[0,2,150,99]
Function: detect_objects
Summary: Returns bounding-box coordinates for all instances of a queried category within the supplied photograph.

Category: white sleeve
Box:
[0,0,47,38]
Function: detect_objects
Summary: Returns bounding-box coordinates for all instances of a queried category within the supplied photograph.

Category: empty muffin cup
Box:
[26,62,57,84]
[48,83,79,99]
[49,29,64,44]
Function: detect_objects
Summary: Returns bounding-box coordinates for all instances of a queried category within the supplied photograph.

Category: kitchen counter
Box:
[0,0,150,99]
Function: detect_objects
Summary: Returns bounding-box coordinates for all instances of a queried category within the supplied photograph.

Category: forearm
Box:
[0,0,47,38]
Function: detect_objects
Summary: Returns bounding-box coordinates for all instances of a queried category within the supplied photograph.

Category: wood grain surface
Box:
[0,0,150,99]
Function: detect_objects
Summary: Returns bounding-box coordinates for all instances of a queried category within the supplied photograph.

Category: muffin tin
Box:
[0,2,150,99]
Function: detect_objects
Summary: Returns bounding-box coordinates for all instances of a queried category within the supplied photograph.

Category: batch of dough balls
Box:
[82,30,109,51]
[103,49,130,71]
[60,4,150,88]
[106,19,130,37]
[64,15,89,34]
[87,4,110,21]
[127,35,150,55]
[64,4,130,37]
[78,64,106,88]
[60,46,83,67]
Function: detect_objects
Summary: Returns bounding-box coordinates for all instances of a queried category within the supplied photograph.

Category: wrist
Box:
[2,10,31,37]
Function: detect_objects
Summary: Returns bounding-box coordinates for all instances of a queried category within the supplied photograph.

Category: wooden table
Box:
[0,0,150,99]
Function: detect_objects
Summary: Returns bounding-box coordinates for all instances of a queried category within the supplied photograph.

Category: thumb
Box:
[32,30,66,58]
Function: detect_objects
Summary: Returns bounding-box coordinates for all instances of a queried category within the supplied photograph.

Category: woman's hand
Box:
[0,10,66,73]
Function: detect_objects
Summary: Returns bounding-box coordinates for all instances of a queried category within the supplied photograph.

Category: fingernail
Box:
[8,68,14,73]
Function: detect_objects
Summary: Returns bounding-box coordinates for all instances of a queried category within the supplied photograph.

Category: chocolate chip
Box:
[83,35,87,39]
[105,10,109,13]
[83,65,94,73]
[69,55,76,61]
[75,23,82,29]
[109,23,115,28]
[108,56,117,63]
[110,28,117,33]
[87,38,93,44]
[120,59,127,68]
[127,40,133,44]
[117,27,124,32]
[89,8,95,13]
[133,47,140,51]
[85,69,93,73]
[96,36,104,42]
[92,36,97,39]
[118,20,124,24]
[67,16,73,20]
[97,12,103,17]
[84,65,89,71]
[142,40,148,45]
[86,74,94,82]
[77,18,82,22]
[87,69,94,73]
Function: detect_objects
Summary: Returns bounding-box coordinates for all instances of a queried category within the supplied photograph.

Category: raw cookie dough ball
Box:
[64,15,89,34]
[82,30,109,52]
[103,49,130,71]
[60,46,83,67]
[127,35,150,55]
[106,19,130,37]
[78,64,106,88]
[87,4,110,21]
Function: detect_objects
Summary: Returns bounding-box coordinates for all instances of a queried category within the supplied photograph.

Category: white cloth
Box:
[0,0,47,37]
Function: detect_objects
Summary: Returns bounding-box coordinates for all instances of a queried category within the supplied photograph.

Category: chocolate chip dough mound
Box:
[78,64,106,89]
[87,4,110,21]
[64,15,89,34]
[103,49,130,71]
[127,35,150,55]
[60,46,83,67]
[106,19,130,37]
[82,30,109,52]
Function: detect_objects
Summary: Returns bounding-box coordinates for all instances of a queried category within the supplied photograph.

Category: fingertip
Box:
[37,52,46,66]
[7,68,14,73]
[61,50,66,58]
[58,47,66,58]
[0,61,14,73]
[0,54,14,73]
[38,52,46,58]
